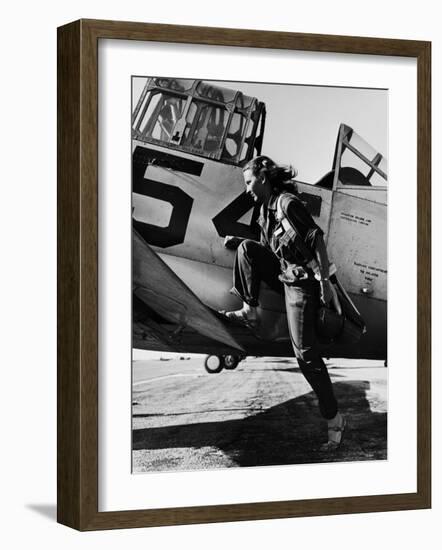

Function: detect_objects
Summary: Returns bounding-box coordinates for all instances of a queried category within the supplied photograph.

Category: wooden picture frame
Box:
[57,19,431,530]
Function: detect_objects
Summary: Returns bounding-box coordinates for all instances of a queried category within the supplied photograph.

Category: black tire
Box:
[204,355,224,374]
[223,355,240,370]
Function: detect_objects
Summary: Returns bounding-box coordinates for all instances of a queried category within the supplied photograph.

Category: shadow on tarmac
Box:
[133,380,387,467]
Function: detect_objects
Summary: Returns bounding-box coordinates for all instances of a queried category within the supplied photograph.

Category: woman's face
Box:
[243,168,266,203]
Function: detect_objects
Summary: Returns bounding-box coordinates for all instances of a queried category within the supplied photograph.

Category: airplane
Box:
[131,77,387,373]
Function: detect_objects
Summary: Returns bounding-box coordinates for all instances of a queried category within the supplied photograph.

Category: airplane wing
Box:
[133,230,244,353]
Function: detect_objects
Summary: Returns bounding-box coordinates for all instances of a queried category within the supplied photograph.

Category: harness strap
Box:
[275,194,316,264]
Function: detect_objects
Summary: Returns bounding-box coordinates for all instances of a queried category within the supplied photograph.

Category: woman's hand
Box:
[224,236,244,250]
[319,279,334,305]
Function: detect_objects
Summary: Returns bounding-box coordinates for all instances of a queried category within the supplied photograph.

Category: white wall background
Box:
[0,1,439,548]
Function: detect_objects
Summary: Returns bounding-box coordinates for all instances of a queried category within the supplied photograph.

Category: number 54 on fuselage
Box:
[132,77,387,363]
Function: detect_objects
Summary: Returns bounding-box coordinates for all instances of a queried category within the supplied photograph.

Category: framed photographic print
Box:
[57,19,431,530]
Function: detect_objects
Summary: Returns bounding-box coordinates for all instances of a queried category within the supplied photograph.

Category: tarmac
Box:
[132,356,387,473]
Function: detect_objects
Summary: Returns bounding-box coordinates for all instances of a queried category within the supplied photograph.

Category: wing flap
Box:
[133,230,244,352]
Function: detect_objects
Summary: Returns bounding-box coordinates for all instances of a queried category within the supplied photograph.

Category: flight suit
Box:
[231,192,338,420]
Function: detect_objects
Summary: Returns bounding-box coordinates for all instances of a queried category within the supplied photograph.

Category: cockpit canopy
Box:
[132,78,266,165]
[315,124,388,190]
[335,124,387,187]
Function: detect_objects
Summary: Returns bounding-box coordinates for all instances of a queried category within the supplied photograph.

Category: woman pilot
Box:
[223,155,345,450]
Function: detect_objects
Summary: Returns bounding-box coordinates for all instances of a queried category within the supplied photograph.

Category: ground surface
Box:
[132,356,387,472]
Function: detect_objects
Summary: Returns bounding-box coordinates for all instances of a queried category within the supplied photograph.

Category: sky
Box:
[132,77,388,183]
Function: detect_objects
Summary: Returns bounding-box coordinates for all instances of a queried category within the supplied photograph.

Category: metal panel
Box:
[327,192,387,301]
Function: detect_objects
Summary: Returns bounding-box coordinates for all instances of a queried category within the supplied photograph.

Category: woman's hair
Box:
[243,155,298,193]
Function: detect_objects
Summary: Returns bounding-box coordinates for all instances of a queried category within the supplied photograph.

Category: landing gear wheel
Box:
[223,355,241,370]
[204,355,224,374]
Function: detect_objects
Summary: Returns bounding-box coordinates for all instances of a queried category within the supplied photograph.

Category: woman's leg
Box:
[284,281,338,420]
[231,239,283,306]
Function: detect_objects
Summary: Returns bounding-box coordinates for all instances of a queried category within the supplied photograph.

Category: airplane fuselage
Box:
[132,140,387,359]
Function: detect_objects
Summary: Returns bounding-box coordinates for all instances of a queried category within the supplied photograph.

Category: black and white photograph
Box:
[131,76,388,473]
